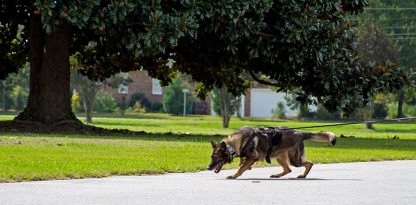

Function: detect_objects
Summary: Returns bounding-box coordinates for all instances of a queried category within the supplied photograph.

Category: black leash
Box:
[274,117,416,130]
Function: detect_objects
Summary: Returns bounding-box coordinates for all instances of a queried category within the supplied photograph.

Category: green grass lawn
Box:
[1,113,415,182]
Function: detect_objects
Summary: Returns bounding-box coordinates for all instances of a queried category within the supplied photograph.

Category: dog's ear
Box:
[210,140,217,148]
[220,141,227,150]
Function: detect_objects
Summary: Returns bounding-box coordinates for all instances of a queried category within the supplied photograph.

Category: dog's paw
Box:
[270,174,281,178]
[297,175,306,178]
[226,175,237,179]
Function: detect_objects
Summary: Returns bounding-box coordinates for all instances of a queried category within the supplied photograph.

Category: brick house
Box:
[104,71,315,117]
[103,70,213,115]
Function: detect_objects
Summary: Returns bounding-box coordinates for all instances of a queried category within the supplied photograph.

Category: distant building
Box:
[103,71,316,117]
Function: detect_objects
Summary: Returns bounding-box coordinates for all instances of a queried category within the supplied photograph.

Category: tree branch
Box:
[245,67,299,87]
[259,32,275,38]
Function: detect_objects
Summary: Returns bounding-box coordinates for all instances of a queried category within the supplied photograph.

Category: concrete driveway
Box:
[1,160,415,205]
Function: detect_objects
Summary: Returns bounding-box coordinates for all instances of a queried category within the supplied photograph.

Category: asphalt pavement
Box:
[1,160,415,205]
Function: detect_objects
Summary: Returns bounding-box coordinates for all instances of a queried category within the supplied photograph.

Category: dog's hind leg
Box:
[226,158,255,179]
[288,144,313,178]
[270,151,292,178]
[296,156,313,178]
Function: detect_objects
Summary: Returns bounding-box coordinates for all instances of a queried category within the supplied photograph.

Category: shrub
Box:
[71,92,85,112]
[163,77,192,115]
[132,101,146,113]
[128,92,151,109]
[271,102,286,118]
[316,106,340,119]
[387,103,416,119]
[94,90,118,113]
[372,103,388,119]
[150,102,164,113]
[14,91,26,111]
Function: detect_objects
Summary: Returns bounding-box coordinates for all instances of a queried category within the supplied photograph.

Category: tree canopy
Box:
[1,0,415,124]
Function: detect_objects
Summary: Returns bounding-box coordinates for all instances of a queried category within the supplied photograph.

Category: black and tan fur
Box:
[207,126,336,179]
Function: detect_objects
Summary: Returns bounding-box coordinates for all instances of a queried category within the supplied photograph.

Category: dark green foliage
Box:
[372,103,387,119]
[14,90,27,111]
[0,64,29,111]
[150,102,164,113]
[316,107,341,119]
[0,90,14,111]
[2,0,415,125]
[94,90,118,113]
[163,77,192,115]
[128,92,151,109]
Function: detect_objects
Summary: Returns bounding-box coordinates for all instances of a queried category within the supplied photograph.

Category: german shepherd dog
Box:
[207,126,336,179]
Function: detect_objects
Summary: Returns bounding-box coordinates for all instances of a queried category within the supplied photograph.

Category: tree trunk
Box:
[361,99,374,129]
[82,86,98,123]
[235,97,241,118]
[217,88,230,128]
[84,99,94,123]
[397,91,404,118]
[1,81,5,112]
[222,100,230,128]
[14,11,79,125]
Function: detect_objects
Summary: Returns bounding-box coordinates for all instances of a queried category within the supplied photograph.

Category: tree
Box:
[353,1,416,119]
[0,63,30,112]
[284,89,315,118]
[93,89,118,113]
[271,102,286,119]
[70,65,132,123]
[128,92,151,110]
[163,77,192,115]
[1,0,414,128]
[356,22,401,128]
[211,86,238,128]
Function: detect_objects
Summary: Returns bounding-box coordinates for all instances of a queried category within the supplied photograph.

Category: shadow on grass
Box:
[373,128,416,134]
[0,131,225,142]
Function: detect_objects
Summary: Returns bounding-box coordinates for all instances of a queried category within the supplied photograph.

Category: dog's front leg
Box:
[226,158,254,179]
[238,158,252,170]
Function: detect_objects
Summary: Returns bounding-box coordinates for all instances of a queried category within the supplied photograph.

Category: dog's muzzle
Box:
[207,162,223,173]
[207,163,216,170]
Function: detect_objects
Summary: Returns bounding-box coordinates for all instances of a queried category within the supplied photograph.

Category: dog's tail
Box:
[306,132,337,146]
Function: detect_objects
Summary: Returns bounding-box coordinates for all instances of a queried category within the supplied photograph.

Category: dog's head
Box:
[207,140,233,174]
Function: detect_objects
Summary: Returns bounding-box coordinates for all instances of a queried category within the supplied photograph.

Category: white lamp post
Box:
[182,89,189,117]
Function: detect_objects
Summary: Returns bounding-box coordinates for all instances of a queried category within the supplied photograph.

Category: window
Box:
[118,73,129,94]
[119,73,128,79]
[118,84,128,94]
[152,79,162,95]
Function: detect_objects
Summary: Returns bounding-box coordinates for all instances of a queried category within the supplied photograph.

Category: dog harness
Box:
[264,128,283,164]
[240,128,283,164]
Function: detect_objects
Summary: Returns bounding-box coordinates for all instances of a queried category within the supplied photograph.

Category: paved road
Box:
[1,160,415,205]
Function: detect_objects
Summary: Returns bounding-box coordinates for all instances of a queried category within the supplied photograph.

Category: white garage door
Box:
[250,89,290,117]
[250,89,317,117]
